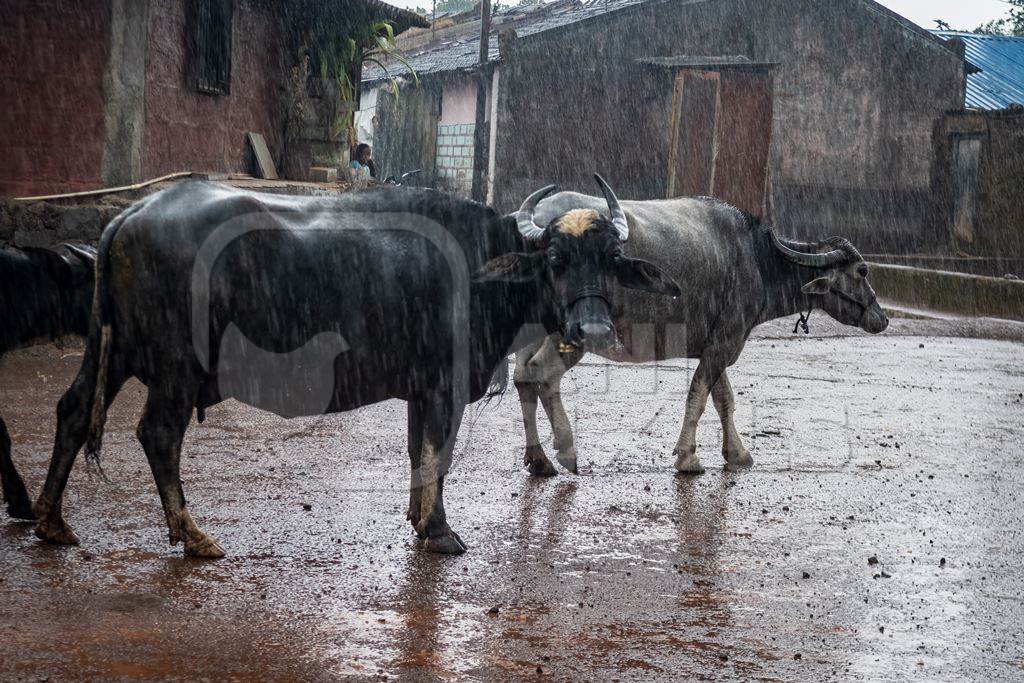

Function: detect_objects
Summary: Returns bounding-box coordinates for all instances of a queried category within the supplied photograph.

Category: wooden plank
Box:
[665,72,685,198]
[247,132,278,180]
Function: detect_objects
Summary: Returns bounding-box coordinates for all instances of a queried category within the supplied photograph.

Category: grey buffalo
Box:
[514,192,888,476]
[32,178,678,557]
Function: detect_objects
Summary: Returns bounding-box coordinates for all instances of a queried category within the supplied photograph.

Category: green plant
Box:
[289,10,418,144]
[973,0,1024,35]
[360,21,420,101]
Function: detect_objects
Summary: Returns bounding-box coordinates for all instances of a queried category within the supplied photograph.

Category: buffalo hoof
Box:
[183,533,225,559]
[6,492,36,521]
[524,445,557,477]
[674,451,705,475]
[724,450,754,471]
[423,527,467,555]
[35,518,80,546]
[407,506,422,535]
[556,446,578,474]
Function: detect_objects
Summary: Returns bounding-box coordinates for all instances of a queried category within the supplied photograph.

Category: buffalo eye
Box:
[548,248,565,268]
[857,263,869,277]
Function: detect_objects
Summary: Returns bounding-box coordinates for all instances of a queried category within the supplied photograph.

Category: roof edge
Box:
[856,0,968,56]
[359,0,430,31]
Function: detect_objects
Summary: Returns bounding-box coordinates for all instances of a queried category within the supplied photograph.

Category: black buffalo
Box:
[33,178,679,556]
[1,244,95,519]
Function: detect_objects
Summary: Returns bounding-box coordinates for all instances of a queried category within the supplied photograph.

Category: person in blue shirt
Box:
[349,143,377,178]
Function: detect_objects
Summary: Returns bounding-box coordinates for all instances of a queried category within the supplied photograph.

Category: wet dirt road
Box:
[2,319,1023,681]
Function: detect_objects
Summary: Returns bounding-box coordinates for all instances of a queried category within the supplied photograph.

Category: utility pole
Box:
[470,0,491,202]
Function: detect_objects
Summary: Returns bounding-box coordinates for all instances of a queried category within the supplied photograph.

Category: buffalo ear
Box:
[615,257,681,297]
[473,251,546,283]
[801,275,832,295]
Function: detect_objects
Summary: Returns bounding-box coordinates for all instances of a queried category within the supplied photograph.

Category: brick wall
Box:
[435,123,475,198]
[0,1,111,197]
[143,0,286,178]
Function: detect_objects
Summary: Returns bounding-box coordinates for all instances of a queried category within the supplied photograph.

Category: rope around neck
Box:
[793,308,812,334]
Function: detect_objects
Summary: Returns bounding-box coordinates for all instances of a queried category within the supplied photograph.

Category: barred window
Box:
[189,0,233,95]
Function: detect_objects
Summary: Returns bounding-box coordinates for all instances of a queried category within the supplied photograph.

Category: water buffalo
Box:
[1,244,96,519]
[32,178,679,556]
[513,193,888,476]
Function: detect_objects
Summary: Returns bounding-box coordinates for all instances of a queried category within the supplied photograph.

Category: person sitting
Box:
[349,143,377,179]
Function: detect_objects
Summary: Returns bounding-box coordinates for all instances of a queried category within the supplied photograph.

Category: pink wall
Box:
[439,80,478,125]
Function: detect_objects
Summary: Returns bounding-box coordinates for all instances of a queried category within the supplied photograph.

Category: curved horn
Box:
[514,185,557,241]
[62,244,97,267]
[594,173,629,241]
[769,229,846,268]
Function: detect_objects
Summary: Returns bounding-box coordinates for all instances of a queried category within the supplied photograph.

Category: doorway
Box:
[951,136,982,245]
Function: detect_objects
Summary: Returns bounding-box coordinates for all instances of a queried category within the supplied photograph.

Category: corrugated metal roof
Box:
[932,30,1024,109]
[362,0,652,83]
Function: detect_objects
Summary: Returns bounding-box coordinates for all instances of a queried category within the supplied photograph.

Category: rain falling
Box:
[1,0,1023,679]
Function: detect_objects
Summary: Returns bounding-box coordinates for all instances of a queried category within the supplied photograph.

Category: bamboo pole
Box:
[12,171,197,203]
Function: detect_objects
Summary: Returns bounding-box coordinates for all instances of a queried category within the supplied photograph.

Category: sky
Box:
[387,0,1011,32]
[876,0,1008,30]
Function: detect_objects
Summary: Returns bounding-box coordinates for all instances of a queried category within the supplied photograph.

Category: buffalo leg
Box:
[406,401,424,529]
[537,379,579,474]
[710,370,753,470]
[415,396,467,554]
[137,384,223,558]
[535,338,583,472]
[35,363,125,545]
[0,416,34,520]
[672,356,726,474]
[514,336,582,476]
[514,375,556,477]
[514,340,556,476]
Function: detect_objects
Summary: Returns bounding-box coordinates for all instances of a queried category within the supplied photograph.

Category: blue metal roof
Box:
[932,30,1024,109]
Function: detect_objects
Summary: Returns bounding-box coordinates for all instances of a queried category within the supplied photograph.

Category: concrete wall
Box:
[933,108,1024,260]
[493,0,966,252]
[0,0,112,197]
[375,81,441,186]
[101,0,151,187]
[143,0,286,178]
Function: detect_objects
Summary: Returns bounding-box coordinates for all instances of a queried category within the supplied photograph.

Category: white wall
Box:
[355,86,379,146]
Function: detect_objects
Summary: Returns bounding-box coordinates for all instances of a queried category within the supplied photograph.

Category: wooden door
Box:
[666,71,720,198]
[952,136,981,245]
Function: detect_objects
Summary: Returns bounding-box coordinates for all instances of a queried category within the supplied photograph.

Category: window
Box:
[189,0,233,95]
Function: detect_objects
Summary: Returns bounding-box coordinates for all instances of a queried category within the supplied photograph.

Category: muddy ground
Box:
[2,318,1023,681]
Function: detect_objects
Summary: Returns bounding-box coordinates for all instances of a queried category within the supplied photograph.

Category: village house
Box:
[363,0,971,254]
[928,31,1024,265]
[0,0,427,198]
